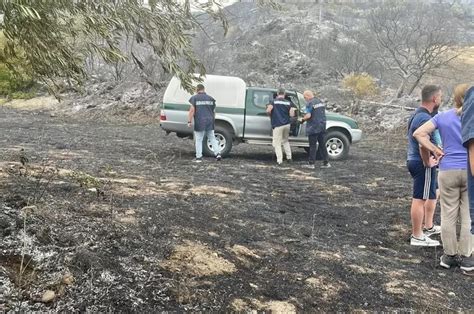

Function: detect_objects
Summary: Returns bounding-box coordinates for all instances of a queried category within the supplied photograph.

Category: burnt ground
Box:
[0,106,472,312]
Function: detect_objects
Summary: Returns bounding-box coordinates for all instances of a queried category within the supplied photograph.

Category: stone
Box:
[41,290,55,303]
[62,273,74,285]
[21,205,37,214]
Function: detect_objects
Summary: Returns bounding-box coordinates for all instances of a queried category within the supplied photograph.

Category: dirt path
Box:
[1,107,472,312]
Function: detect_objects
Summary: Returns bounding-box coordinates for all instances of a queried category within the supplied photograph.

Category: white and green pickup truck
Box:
[160,75,362,160]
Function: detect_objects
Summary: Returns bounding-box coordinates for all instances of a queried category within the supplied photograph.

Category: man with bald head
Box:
[301,90,330,169]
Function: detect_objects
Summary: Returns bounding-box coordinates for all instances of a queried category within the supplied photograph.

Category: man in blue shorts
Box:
[407,85,442,246]
[461,84,474,270]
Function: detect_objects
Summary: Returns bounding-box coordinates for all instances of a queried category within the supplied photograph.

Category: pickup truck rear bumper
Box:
[160,121,193,136]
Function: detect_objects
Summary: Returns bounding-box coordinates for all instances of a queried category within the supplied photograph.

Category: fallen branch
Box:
[360,100,416,111]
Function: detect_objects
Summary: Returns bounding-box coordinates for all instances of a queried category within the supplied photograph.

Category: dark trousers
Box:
[308,132,328,164]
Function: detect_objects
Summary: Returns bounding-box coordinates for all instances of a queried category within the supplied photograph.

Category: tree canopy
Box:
[0,0,273,93]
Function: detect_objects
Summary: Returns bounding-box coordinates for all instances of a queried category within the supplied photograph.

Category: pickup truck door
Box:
[243,90,273,139]
[288,93,307,143]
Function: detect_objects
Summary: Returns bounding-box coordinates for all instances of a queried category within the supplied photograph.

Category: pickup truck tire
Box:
[203,125,233,157]
[303,130,350,161]
[324,130,350,161]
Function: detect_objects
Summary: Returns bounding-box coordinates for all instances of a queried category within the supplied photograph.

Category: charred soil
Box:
[0,107,472,312]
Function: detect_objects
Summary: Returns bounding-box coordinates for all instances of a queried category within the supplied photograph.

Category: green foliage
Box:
[69,171,102,189]
[0,64,36,98]
[0,1,277,94]
[68,170,108,198]
[342,73,378,99]
[0,33,35,98]
[10,91,36,99]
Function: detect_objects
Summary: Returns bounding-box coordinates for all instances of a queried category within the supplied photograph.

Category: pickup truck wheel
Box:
[203,126,233,157]
[324,130,349,161]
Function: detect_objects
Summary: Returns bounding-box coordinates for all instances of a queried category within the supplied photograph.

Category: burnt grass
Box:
[1,106,473,312]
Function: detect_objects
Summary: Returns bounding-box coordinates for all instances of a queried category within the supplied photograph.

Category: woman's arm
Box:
[413,120,444,160]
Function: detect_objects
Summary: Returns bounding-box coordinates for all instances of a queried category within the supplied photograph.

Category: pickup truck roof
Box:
[163,75,246,109]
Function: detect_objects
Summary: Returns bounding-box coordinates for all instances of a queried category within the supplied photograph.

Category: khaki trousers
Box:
[438,170,472,256]
[272,124,292,164]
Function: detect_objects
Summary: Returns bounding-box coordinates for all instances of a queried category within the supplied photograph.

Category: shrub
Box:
[0,32,36,98]
[10,91,36,99]
[0,64,36,98]
[342,73,378,99]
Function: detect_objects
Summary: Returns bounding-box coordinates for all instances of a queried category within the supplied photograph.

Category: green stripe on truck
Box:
[163,103,245,115]
[326,113,359,129]
[163,103,359,129]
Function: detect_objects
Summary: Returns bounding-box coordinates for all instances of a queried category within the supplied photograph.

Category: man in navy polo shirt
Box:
[407,85,442,246]
[301,90,330,169]
[266,88,296,165]
[461,85,474,267]
[187,84,221,163]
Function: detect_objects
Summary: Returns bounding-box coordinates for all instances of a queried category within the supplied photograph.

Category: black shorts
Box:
[407,160,437,200]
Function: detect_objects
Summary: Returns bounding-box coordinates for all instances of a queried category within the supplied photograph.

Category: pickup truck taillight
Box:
[160,110,167,121]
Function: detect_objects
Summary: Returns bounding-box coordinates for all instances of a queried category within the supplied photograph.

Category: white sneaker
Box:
[410,235,440,247]
[423,225,441,237]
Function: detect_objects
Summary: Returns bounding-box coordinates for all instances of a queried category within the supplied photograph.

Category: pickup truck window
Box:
[287,94,300,110]
[297,92,306,114]
[253,91,273,108]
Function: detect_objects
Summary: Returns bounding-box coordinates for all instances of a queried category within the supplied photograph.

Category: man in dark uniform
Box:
[187,84,221,163]
[266,88,296,165]
[301,90,330,169]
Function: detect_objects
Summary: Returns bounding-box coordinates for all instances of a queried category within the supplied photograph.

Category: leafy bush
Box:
[0,33,36,98]
[0,64,36,98]
[10,91,36,99]
[342,73,378,99]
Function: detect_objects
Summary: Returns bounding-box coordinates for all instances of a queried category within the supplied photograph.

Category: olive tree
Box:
[0,0,275,94]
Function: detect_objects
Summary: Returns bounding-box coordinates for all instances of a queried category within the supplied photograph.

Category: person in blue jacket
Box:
[461,84,474,272]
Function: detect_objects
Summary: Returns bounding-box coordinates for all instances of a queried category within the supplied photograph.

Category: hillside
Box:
[46,2,474,134]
